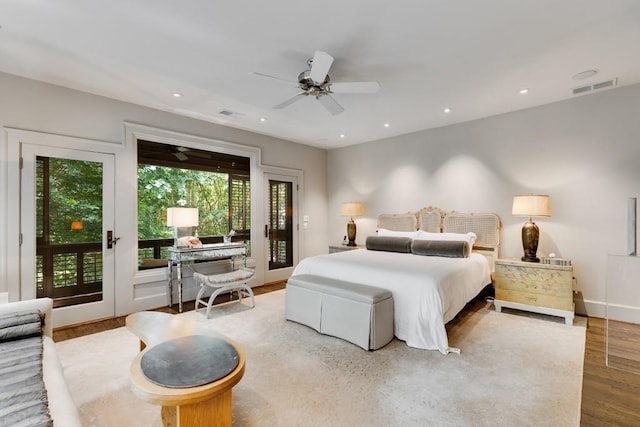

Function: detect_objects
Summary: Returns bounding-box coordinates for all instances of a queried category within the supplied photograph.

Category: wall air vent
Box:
[572,85,592,95]
[592,79,616,90]
[572,78,617,95]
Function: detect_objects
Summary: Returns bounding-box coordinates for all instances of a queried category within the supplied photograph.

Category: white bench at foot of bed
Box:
[285,274,394,350]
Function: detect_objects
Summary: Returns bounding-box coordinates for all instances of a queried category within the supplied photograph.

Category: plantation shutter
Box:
[229,175,250,234]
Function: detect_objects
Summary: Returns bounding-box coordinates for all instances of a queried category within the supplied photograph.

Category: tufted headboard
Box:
[377,207,501,269]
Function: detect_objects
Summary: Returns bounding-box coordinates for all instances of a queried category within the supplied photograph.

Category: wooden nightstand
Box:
[494,258,574,325]
[329,244,364,254]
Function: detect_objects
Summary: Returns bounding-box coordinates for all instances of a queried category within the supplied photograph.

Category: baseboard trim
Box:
[581,299,640,323]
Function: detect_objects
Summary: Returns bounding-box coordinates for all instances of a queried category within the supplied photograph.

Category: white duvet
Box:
[291,249,491,354]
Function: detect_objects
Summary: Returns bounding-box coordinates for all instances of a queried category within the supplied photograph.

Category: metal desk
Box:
[167,242,247,313]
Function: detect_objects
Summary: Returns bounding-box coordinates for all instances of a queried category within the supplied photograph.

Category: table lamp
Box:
[167,207,199,248]
[341,202,364,247]
[512,195,551,262]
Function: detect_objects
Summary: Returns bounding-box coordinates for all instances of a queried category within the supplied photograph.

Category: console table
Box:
[167,242,247,313]
[126,311,245,427]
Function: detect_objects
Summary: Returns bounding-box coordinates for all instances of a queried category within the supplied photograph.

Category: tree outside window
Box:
[137,140,250,269]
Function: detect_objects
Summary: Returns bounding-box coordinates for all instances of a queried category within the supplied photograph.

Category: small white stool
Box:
[193,268,256,318]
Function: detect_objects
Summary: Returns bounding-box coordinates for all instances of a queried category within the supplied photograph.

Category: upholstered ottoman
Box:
[285,274,394,350]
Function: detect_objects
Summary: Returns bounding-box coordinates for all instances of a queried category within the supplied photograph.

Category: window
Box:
[137,140,250,269]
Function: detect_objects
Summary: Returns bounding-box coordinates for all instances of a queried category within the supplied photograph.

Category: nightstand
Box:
[494,258,574,325]
[329,244,364,254]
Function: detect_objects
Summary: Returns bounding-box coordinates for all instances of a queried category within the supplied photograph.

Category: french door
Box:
[264,173,298,283]
[20,144,115,327]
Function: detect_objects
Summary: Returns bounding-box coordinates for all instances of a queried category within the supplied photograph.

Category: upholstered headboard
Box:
[376,212,417,232]
[442,212,501,269]
[377,207,501,269]
[418,207,445,232]
[376,206,445,232]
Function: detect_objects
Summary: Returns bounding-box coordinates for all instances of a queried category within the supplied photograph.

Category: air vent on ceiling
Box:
[572,78,617,95]
[218,109,245,118]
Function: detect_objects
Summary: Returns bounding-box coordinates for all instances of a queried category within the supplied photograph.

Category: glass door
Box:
[21,144,115,327]
[264,174,298,282]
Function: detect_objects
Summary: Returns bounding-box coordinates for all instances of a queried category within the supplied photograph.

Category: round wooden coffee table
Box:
[126,312,245,427]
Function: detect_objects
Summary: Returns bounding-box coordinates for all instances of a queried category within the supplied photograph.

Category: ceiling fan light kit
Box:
[254,50,380,115]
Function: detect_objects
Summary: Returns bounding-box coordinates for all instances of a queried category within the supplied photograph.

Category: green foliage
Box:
[37,159,234,245]
[38,158,103,244]
[137,164,230,239]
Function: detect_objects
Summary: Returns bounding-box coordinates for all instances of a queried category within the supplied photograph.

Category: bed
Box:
[290,207,501,354]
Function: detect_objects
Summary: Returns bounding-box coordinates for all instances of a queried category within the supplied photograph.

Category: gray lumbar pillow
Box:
[365,236,413,253]
[411,239,470,258]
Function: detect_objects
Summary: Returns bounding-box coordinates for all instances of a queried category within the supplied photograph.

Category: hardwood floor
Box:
[53,284,640,425]
[580,318,640,426]
[52,281,286,342]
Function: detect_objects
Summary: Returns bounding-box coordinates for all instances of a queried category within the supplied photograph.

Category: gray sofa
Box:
[0,298,82,427]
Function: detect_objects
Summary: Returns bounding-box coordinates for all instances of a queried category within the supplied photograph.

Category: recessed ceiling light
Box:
[383,123,390,128]
[519,88,529,94]
[172,92,183,98]
[339,134,345,138]
[260,117,266,122]
[443,108,451,114]
[572,69,598,80]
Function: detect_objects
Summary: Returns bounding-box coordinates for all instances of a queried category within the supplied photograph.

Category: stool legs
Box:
[195,282,255,318]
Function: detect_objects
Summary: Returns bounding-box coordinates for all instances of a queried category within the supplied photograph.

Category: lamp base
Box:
[521,220,540,263]
[346,219,357,247]
[174,226,194,248]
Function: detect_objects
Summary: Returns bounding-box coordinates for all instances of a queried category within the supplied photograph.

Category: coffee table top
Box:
[127,311,245,406]
[141,335,239,388]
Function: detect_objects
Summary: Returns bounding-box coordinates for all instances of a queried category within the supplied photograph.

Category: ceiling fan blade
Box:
[273,92,307,109]
[309,51,334,84]
[250,72,299,87]
[316,93,344,115]
[330,81,381,94]
[172,152,188,161]
[187,151,212,159]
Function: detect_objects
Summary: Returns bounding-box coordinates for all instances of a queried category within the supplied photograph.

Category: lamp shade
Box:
[166,207,199,227]
[341,202,364,217]
[512,195,551,217]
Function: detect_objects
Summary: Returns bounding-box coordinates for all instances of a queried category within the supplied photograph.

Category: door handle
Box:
[107,230,120,249]
[265,224,270,238]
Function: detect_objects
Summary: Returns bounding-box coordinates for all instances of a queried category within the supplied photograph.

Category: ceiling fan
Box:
[252,51,380,115]
[170,146,211,161]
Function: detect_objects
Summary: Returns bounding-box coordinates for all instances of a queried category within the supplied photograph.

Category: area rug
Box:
[56,290,586,426]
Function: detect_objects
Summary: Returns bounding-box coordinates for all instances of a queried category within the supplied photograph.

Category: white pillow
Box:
[377,228,419,239]
[415,230,477,246]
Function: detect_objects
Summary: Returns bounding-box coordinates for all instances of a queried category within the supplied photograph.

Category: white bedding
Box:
[291,249,491,354]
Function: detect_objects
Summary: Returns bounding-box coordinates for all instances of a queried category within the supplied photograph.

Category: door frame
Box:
[4,128,124,326]
[20,144,116,327]
[263,167,303,283]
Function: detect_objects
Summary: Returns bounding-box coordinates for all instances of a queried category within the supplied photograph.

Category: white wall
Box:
[0,72,328,315]
[327,83,640,318]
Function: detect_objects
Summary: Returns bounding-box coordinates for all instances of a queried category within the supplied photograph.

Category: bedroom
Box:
[1,0,639,425]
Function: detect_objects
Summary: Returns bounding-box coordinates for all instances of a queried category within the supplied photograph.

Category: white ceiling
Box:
[1,1,639,149]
